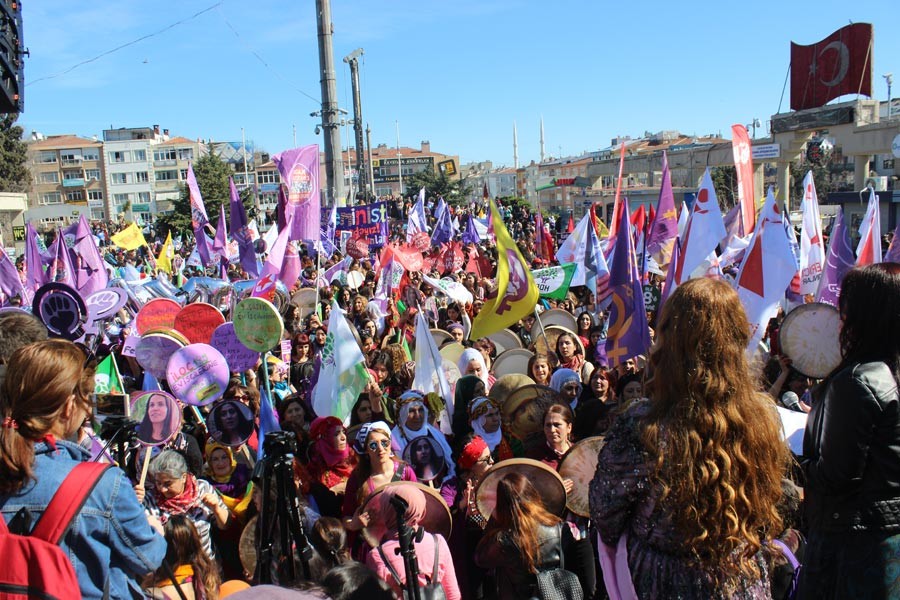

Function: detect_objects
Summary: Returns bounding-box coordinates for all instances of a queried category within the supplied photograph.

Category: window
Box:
[177,148,193,161]
[109,151,127,163]
[41,192,62,204]
[153,148,177,162]
[90,208,105,220]
[60,152,81,165]
[39,151,57,163]
[135,171,149,183]
[111,173,129,184]
[113,193,130,205]
[84,169,101,181]
[258,170,280,184]
[88,190,104,201]
[81,148,99,161]
[66,190,84,202]
[179,169,188,180]
[138,192,151,203]
[63,170,83,181]
[39,171,59,184]
[133,149,146,162]
[155,170,178,181]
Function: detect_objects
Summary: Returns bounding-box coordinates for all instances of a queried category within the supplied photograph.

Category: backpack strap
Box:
[431,533,440,583]
[376,544,406,588]
[557,522,566,570]
[31,462,111,544]
[771,538,800,570]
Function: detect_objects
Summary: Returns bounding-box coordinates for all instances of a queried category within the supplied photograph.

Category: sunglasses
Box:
[368,439,391,451]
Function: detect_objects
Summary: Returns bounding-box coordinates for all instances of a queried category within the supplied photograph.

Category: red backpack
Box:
[0,462,110,600]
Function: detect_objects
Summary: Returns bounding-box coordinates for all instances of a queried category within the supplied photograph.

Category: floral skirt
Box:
[798,529,900,599]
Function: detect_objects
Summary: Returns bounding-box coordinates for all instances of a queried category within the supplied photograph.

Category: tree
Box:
[403,169,471,203]
[710,166,737,212]
[157,152,252,235]
[0,114,30,193]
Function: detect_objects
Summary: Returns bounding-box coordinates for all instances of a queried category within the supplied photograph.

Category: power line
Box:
[216,7,320,106]
[27,2,224,87]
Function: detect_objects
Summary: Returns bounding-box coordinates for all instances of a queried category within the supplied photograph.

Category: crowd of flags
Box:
[3,129,899,422]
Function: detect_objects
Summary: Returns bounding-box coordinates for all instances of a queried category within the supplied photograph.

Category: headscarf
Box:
[154,473,200,517]
[354,420,392,454]
[458,348,489,389]
[458,435,489,472]
[469,396,502,452]
[391,391,456,481]
[310,416,352,467]
[204,441,237,484]
[379,484,427,536]
[550,368,582,401]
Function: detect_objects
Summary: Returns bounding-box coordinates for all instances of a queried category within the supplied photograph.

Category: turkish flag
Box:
[790,23,873,111]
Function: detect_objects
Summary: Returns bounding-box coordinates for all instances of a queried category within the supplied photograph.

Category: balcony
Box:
[60,158,83,166]
[154,159,177,167]
[62,178,86,188]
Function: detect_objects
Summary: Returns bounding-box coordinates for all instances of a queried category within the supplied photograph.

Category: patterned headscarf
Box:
[354,420,392,454]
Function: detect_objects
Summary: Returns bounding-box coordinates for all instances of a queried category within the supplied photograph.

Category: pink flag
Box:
[186,163,212,267]
[734,188,799,351]
[252,220,292,302]
[279,241,302,291]
[48,232,76,288]
[25,223,48,294]
[674,169,727,285]
[856,189,882,266]
[274,145,321,242]
[731,124,757,237]
[798,171,825,294]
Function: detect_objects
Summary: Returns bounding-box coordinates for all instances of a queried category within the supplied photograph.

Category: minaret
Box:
[513,121,519,169]
[540,116,545,163]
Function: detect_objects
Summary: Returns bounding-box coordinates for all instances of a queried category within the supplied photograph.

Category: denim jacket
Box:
[0,439,167,599]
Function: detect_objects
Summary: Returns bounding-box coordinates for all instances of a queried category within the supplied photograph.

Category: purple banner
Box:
[274,144,321,242]
[334,202,389,248]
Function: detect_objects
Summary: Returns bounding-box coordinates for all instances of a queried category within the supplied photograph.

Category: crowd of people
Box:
[1,194,900,600]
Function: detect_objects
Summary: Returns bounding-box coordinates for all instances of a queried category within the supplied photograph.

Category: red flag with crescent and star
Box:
[790,23,873,111]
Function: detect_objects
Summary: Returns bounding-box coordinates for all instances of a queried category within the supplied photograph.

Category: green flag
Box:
[532,263,577,300]
[94,354,124,394]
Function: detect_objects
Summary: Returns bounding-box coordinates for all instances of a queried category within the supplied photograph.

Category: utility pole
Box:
[343,48,367,200]
[396,120,403,198]
[366,124,375,200]
[315,0,345,206]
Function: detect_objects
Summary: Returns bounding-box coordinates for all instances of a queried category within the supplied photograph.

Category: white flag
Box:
[798,171,825,294]
[412,313,454,415]
[312,301,370,421]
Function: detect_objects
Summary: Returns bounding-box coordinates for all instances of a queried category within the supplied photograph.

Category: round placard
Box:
[166,343,230,406]
[135,329,189,380]
[174,302,226,345]
[135,298,182,335]
[131,391,182,447]
[207,399,256,448]
[232,297,285,352]
[210,322,261,372]
[32,283,87,341]
[402,436,448,484]
[85,288,128,321]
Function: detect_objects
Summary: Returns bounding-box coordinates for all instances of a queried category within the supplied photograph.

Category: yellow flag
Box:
[156,231,174,273]
[110,223,147,251]
[469,201,540,340]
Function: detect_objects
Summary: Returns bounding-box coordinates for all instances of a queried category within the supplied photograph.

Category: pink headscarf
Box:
[310,416,351,467]
[379,484,427,538]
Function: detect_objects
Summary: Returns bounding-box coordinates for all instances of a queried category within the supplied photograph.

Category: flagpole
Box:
[533,306,549,352]
[396,120,403,198]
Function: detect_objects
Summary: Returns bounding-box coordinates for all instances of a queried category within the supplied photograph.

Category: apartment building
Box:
[151,136,207,214]
[103,126,156,222]
[25,134,106,228]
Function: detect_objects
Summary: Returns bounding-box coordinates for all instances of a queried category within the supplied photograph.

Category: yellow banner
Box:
[156,231,173,273]
[110,223,147,251]
[469,201,540,340]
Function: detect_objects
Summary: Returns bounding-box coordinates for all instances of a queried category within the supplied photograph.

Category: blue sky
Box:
[19,1,900,167]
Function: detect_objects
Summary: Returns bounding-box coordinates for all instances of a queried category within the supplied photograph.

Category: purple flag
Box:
[605,198,651,367]
[280,241,302,290]
[659,238,681,308]
[0,248,25,305]
[212,204,229,279]
[25,223,48,294]
[815,208,855,307]
[63,215,108,296]
[252,220,292,301]
[274,145,321,242]
[431,201,455,245]
[647,152,678,267]
[885,221,900,263]
[229,178,259,277]
[186,163,212,267]
[462,214,480,245]
[48,232,76,288]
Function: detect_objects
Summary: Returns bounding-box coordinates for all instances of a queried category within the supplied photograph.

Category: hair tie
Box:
[2,417,18,430]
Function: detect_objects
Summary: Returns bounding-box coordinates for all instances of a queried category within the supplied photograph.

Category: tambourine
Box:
[239,515,258,576]
[476,458,567,518]
[538,308,577,332]
[485,328,524,353]
[488,374,536,408]
[779,302,842,379]
[492,349,534,378]
[532,325,585,366]
[361,481,452,543]
[502,384,560,444]
[430,328,454,348]
[558,436,606,517]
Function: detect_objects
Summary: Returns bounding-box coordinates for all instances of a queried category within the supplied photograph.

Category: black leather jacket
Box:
[474,522,573,600]
[803,361,900,532]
